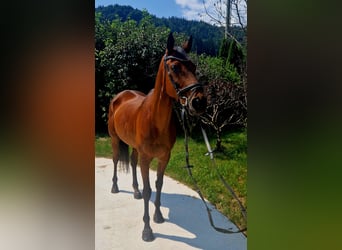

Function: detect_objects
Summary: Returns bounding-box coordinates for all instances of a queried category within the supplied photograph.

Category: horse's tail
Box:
[108,96,130,173]
[118,139,130,173]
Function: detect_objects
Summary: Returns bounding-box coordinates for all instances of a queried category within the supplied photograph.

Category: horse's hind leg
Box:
[111,138,120,193]
[131,148,142,199]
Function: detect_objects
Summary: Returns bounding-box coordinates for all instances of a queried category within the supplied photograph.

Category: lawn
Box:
[95,128,247,231]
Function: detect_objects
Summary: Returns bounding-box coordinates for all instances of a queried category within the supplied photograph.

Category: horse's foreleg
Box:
[140,157,154,242]
[153,172,165,223]
[131,149,142,199]
[153,155,169,223]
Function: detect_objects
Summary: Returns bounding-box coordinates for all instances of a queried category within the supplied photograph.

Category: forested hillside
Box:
[95,4,245,56]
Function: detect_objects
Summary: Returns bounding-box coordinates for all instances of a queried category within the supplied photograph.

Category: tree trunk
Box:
[215,128,223,152]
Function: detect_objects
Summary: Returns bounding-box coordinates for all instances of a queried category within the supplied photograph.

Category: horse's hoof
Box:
[153,211,165,224]
[111,185,119,193]
[142,228,154,242]
[134,191,142,199]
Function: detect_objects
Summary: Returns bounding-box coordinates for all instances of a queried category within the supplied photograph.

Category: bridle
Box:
[163,53,203,102]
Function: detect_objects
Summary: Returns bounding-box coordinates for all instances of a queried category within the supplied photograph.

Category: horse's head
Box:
[163,32,207,116]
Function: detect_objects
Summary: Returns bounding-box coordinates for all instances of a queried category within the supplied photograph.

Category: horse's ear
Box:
[183,35,193,53]
[167,32,174,55]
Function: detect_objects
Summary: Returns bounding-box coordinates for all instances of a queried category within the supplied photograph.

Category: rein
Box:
[175,104,247,235]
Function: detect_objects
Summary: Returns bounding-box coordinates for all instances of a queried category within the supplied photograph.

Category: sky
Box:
[95,0,247,26]
[95,0,185,19]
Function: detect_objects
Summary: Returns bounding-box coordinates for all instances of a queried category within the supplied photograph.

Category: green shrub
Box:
[190,53,241,84]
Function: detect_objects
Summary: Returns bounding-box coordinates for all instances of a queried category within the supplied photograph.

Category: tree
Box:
[219,37,245,74]
[198,1,247,150]
[188,52,247,151]
[200,80,247,151]
[201,0,247,41]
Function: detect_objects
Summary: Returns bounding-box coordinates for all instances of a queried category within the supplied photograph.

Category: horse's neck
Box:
[149,65,174,132]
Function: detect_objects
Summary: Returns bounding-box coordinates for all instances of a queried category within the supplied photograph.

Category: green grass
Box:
[95,129,247,230]
[95,136,113,157]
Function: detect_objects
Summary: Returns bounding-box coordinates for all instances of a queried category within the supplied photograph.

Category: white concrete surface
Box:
[95,157,247,250]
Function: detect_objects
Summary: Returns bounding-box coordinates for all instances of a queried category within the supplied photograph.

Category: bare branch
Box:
[202,0,225,26]
[232,0,247,32]
[201,0,246,43]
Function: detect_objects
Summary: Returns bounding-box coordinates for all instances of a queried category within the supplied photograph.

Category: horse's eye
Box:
[171,64,180,73]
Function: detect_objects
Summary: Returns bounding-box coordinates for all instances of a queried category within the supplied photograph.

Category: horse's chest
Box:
[140,141,172,158]
[138,130,175,157]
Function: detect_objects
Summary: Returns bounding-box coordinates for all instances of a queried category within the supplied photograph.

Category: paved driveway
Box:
[95,157,247,250]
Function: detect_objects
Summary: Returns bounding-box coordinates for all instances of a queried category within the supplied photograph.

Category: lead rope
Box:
[201,126,248,223]
[178,105,247,234]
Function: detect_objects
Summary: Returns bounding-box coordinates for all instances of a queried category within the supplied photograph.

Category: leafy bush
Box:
[190,53,241,84]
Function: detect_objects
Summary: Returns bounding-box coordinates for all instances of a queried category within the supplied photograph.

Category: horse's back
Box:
[114,90,146,101]
[108,90,144,117]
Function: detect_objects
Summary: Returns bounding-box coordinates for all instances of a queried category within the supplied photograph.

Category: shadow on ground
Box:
[120,189,245,249]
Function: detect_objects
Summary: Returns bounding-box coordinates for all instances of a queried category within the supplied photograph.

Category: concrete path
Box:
[95,157,247,250]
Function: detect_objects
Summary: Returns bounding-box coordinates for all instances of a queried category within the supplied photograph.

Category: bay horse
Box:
[107,32,207,241]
